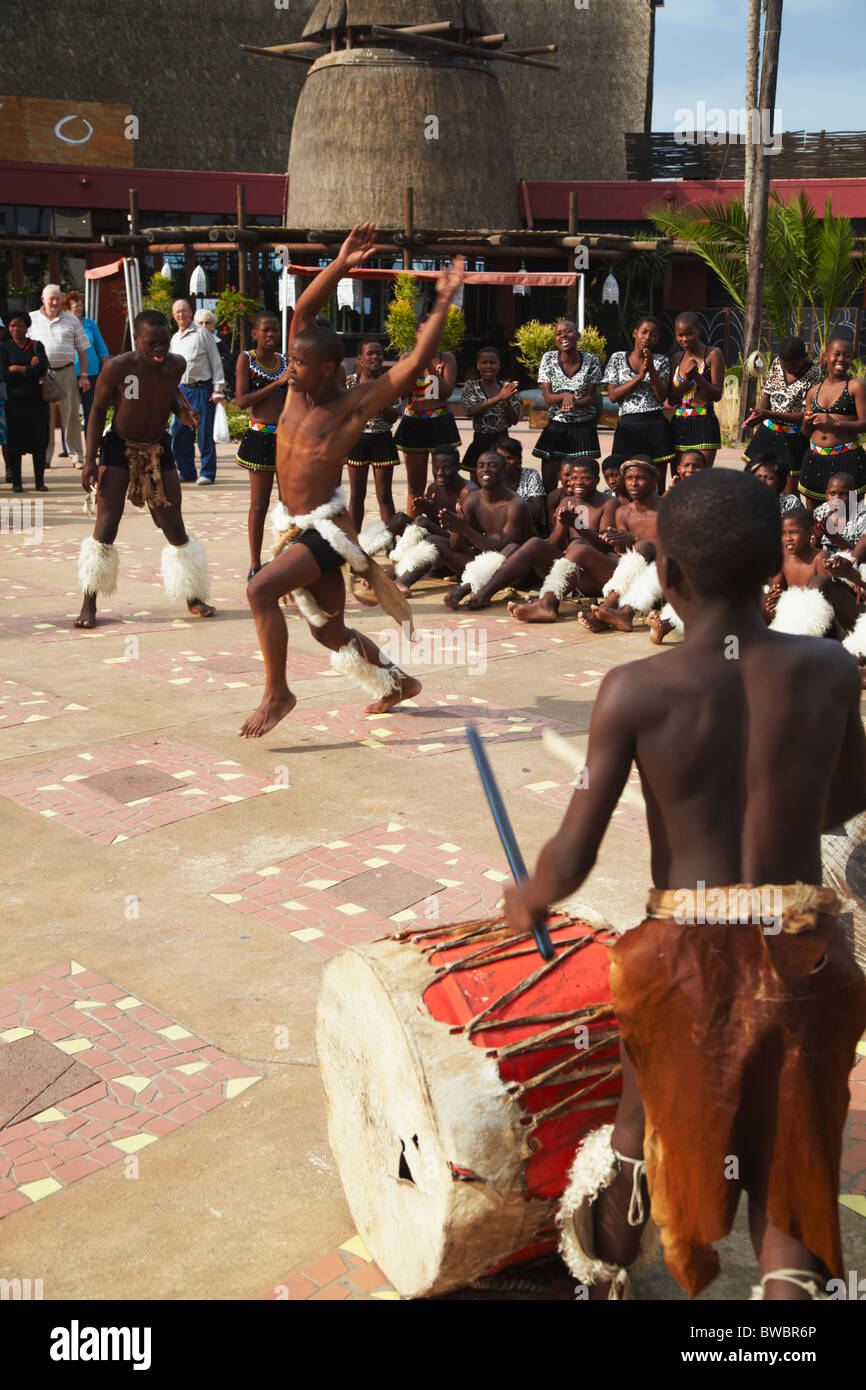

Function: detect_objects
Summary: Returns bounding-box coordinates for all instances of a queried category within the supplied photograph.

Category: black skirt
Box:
[743,423,809,475]
[462,433,504,472]
[611,411,675,465]
[532,419,600,461]
[347,431,400,467]
[671,410,722,453]
[394,411,461,453]
[4,397,50,456]
[799,446,866,502]
[236,427,277,472]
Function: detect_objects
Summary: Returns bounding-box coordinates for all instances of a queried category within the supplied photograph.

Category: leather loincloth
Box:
[610,887,866,1298]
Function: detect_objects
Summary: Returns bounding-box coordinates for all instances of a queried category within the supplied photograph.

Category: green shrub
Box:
[385,272,465,356]
[225,404,250,440]
[142,273,175,321]
[512,320,607,377]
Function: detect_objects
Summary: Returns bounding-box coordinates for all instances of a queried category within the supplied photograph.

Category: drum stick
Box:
[465,724,555,961]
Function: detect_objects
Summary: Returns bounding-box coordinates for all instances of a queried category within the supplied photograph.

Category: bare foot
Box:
[444,587,469,610]
[508,598,558,624]
[577,609,607,633]
[364,673,422,715]
[394,578,412,597]
[239,688,297,738]
[74,594,97,629]
[187,597,216,618]
[463,593,488,610]
[590,603,634,633]
[647,611,668,646]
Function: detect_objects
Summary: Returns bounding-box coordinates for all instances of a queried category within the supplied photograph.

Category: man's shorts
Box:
[99,429,177,472]
[293,527,345,576]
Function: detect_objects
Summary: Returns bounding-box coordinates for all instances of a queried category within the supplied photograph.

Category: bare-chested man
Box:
[436,451,534,609]
[576,457,662,633]
[462,458,615,616]
[240,225,465,738]
[77,309,214,629]
[763,506,861,638]
[506,468,866,1302]
[379,447,478,594]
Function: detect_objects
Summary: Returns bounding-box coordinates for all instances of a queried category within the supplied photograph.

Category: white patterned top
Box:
[602,351,670,415]
[538,351,601,423]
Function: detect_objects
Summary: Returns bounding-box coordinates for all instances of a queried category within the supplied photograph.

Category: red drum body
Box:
[316,912,621,1298]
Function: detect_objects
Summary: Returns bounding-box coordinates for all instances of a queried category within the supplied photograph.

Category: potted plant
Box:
[385,272,466,371]
[214,285,262,351]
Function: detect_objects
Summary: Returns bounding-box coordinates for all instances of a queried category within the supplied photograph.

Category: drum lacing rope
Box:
[750,1269,828,1300]
[614,1150,648,1226]
[463,934,601,1036]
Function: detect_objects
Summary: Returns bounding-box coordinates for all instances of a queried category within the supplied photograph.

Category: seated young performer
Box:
[742,335,822,494]
[375,446,478,594]
[800,336,866,507]
[602,454,627,500]
[747,452,802,515]
[812,471,866,554]
[505,467,866,1302]
[764,506,861,639]
[602,315,675,486]
[668,312,724,469]
[494,435,546,533]
[240,226,464,737]
[460,345,520,477]
[459,458,615,614]
[424,450,533,609]
[77,310,214,629]
[507,457,659,627]
[344,338,400,531]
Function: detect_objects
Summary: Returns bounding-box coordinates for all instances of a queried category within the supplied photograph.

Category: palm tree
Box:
[648,193,865,354]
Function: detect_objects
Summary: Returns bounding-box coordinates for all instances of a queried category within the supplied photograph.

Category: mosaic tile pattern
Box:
[0,679,89,727]
[517,767,649,836]
[0,737,280,845]
[105,643,329,691]
[0,579,58,603]
[379,611,594,660]
[0,960,260,1220]
[262,1236,399,1301]
[551,659,619,691]
[210,821,510,952]
[0,609,194,643]
[291,694,577,760]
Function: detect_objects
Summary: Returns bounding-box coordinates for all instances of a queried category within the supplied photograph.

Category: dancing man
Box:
[77,310,214,629]
[240,226,465,738]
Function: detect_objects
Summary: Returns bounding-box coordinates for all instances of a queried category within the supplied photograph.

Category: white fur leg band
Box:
[358,521,394,557]
[843,611,866,660]
[621,560,663,616]
[394,539,439,580]
[540,558,579,601]
[601,550,648,602]
[330,633,405,701]
[161,538,210,603]
[78,537,119,597]
[770,586,834,637]
[556,1125,630,1296]
[291,589,330,628]
[660,602,684,635]
[390,524,428,565]
[461,550,506,595]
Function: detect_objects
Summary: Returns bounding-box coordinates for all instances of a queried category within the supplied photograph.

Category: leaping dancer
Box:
[240,225,465,738]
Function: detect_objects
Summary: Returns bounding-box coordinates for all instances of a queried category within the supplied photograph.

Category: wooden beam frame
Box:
[370,26,559,71]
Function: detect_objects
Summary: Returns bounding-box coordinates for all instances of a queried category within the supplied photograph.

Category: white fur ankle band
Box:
[78,537,118,597]
[620,560,663,616]
[330,633,405,700]
[540,558,579,601]
[390,524,428,565]
[770,586,834,637]
[161,538,210,603]
[461,550,506,595]
[358,520,394,557]
[843,610,866,660]
[394,539,439,579]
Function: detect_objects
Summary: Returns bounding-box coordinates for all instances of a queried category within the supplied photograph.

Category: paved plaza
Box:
[1,428,864,1302]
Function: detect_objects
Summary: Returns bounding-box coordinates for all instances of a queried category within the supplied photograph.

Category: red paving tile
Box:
[346,1265,391,1293]
[309,1284,352,1302]
[302,1252,348,1286]
[0,962,261,1217]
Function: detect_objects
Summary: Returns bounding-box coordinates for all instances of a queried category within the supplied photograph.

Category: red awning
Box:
[288,265,575,286]
[85,259,127,279]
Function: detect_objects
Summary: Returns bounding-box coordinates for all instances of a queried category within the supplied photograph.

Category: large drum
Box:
[316,911,621,1298]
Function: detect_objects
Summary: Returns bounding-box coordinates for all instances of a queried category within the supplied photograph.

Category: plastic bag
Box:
[213,400,230,444]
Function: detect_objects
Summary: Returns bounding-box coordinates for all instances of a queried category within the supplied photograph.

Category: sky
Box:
[652,0,866,134]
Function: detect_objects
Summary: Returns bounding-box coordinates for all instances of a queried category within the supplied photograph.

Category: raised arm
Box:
[290,223,377,341]
[351,257,466,420]
[504,667,636,935]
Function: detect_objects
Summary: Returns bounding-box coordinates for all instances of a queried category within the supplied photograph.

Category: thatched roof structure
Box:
[302,1,496,40]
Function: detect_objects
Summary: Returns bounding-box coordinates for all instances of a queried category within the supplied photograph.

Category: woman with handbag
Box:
[0,310,50,491]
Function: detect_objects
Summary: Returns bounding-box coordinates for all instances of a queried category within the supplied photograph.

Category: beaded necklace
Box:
[248,350,285,380]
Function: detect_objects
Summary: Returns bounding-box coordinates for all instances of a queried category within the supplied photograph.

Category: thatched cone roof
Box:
[302,1,496,40]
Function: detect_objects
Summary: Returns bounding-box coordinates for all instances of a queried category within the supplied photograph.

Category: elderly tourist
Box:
[27,284,90,466]
[169,298,226,485]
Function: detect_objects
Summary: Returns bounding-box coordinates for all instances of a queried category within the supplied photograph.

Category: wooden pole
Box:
[239,44,315,65]
[566,192,578,323]
[469,34,508,47]
[403,188,414,272]
[510,45,558,57]
[738,0,783,440]
[371,27,559,71]
[237,183,250,352]
[744,0,761,214]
